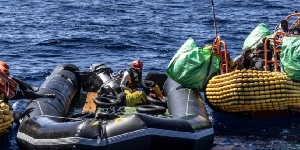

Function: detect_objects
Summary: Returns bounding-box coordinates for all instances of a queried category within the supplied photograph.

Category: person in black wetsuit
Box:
[233,47,256,70]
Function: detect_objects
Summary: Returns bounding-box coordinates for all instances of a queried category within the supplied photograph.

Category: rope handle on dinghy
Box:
[30,100,95,121]
[31,99,124,122]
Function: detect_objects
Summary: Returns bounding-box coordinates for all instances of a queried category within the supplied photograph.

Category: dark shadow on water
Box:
[199,92,300,149]
[211,110,300,139]
[0,122,20,150]
[208,108,300,150]
[199,92,300,139]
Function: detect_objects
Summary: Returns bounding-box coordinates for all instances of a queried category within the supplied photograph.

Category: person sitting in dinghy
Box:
[274,20,289,33]
[233,47,255,70]
[0,61,55,102]
[120,60,164,104]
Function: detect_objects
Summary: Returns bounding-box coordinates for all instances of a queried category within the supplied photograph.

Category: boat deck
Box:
[82,92,97,113]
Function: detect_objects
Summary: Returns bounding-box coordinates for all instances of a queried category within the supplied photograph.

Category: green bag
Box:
[166,37,220,90]
[280,37,300,81]
[243,23,272,51]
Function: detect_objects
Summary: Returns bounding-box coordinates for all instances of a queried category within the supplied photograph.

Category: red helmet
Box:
[131,60,143,69]
[0,61,9,70]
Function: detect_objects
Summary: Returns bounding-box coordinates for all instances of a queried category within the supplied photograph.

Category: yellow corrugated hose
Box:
[206,69,300,113]
[0,101,14,135]
[124,90,147,107]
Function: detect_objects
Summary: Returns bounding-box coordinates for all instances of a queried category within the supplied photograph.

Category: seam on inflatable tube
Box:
[17,128,214,146]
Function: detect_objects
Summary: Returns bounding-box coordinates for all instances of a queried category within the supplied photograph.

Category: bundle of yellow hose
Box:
[125,91,147,107]
[0,101,13,135]
[206,69,300,113]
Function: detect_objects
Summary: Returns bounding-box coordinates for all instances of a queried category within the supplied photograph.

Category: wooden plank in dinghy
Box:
[82,92,97,113]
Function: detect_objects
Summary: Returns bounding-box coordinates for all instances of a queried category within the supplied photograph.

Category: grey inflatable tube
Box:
[16,64,81,149]
[162,78,215,149]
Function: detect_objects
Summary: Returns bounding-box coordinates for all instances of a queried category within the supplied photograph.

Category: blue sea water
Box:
[1,0,300,149]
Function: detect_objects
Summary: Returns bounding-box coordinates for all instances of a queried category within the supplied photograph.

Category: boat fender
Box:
[136,105,166,115]
[93,95,119,107]
[94,85,122,107]
[146,95,167,107]
[94,86,126,107]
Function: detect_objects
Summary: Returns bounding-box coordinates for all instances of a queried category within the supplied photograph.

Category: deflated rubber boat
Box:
[16,64,81,149]
[16,63,214,150]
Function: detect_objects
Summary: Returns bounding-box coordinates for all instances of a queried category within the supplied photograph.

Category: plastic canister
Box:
[137,88,144,91]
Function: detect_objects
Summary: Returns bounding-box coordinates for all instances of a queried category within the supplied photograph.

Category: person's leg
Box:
[153,84,163,99]
[123,89,132,95]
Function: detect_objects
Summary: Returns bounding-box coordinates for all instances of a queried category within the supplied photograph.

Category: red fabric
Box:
[0,61,9,69]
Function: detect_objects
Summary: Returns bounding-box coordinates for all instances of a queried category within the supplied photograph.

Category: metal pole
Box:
[211,0,217,37]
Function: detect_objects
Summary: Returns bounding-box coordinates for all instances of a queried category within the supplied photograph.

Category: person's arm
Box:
[233,55,241,63]
[229,60,237,70]
[120,71,132,91]
[11,77,35,92]
[140,79,147,88]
